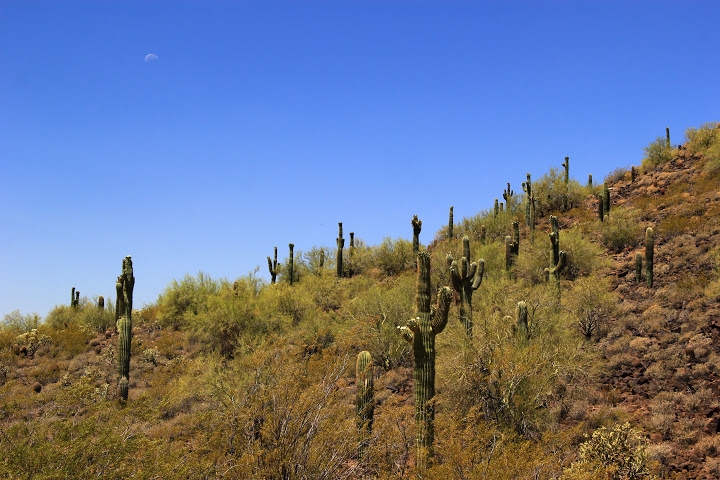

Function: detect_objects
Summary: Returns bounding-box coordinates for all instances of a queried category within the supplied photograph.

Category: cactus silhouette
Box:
[399,252,452,472]
[646,227,654,287]
[287,243,294,285]
[267,247,279,284]
[116,255,134,401]
[447,236,484,337]
[448,206,454,239]
[412,215,422,266]
[356,350,374,458]
[336,223,345,278]
[503,182,514,209]
[98,296,104,310]
[522,173,535,231]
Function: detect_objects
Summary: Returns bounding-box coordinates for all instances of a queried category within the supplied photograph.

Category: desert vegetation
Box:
[2,123,720,478]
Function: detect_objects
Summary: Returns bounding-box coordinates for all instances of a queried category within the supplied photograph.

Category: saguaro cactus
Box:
[546,218,566,309]
[448,206,454,239]
[288,243,294,286]
[522,173,535,231]
[666,127,671,148]
[588,174,593,189]
[399,252,452,472]
[635,252,643,283]
[516,301,529,340]
[117,255,135,401]
[71,288,80,308]
[503,182,514,209]
[562,157,570,210]
[603,182,611,218]
[336,223,345,278]
[494,198,500,217]
[549,216,560,268]
[631,166,637,183]
[646,227,654,287]
[412,215,422,265]
[356,350,374,457]
[98,296,105,310]
[267,247,279,284]
[447,236,484,337]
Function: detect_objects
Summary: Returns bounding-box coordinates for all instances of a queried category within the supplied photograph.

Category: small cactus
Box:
[666,127,671,149]
[98,296,104,310]
[646,227,654,287]
[631,166,637,183]
[356,350,374,457]
[588,174,593,189]
[516,301,529,340]
[447,236,484,337]
[494,198,499,217]
[399,252,452,472]
[336,223,345,278]
[267,247,279,284]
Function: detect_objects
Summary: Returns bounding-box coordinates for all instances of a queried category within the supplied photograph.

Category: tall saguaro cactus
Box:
[336,223,345,278]
[503,182,514,209]
[546,217,566,310]
[116,255,135,401]
[288,243,295,286]
[267,247,279,284]
[356,350,374,458]
[448,206,454,239]
[635,252,643,283]
[562,157,570,210]
[71,288,80,308]
[447,236,484,337]
[522,173,535,231]
[399,252,452,472]
[412,215,422,265]
[645,227,654,287]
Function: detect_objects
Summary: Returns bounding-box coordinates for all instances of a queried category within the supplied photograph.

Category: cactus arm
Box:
[431,287,452,335]
[449,260,462,294]
[472,259,484,290]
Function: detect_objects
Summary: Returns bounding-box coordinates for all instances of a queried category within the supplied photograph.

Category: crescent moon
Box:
[144,53,158,62]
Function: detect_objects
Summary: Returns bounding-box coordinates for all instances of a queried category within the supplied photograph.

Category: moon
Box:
[144,53,158,62]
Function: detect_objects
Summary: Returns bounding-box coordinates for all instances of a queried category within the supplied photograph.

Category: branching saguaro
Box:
[544,219,566,310]
[116,255,135,402]
[267,247,279,284]
[447,236,484,337]
[399,252,452,473]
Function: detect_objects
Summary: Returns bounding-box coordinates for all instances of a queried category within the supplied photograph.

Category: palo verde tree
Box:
[399,252,452,473]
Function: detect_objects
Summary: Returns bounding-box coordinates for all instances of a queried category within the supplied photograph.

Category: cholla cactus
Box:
[356,350,374,457]
[447,236,484,337]
[116,255,135,401]
[399,252,452,472]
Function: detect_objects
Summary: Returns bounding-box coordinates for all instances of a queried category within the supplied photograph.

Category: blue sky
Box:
[1,1,719,318]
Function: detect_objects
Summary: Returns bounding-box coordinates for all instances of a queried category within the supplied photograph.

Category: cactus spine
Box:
[356,350,374,457]
[117,255,134,401]
[412,215,422,266]
[399,252,452,472]
[288,243,294,285]
[336,223,345,278]
[645,227,654,287]
[267,247,279,284]
[635,252,643,283]
[447,236,484,337]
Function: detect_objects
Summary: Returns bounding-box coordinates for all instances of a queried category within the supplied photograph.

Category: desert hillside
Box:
[1,123,720,479]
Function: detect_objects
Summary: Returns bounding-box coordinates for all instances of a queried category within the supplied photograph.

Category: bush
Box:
[564,422,652,479]
[1,310,41,333]
[642,136,673,168]
[685,122,720,175]
[532,168,585,217]
[598,207,642,253]
[372,237,415,276]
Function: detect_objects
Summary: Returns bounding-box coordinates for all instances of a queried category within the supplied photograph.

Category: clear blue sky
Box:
[1,1,718,318]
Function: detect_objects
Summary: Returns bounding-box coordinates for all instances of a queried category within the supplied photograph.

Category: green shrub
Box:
[372,237,415,276]
[1,310,41,333]
[642,136,673,168]
[564,422,652,479]
[598,207,642,253]
[155,272,224,329]
[532,168,585,217]
[685,122,720,175]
